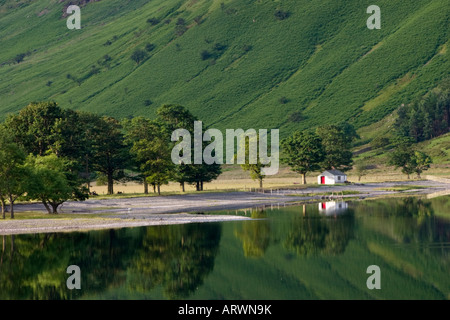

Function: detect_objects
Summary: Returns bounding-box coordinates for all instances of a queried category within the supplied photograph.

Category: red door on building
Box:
[320,176,325,184]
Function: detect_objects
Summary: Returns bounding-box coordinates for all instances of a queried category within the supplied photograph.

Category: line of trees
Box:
[281,123,359,185]
[0,102,221,217]
[395,80,450,142]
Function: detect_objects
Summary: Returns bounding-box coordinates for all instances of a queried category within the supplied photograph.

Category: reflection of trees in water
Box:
[127,223,221,299]
[0,223,222,300]
[0,229,141,300]
[284,207,355,257]
[234,210,270,258]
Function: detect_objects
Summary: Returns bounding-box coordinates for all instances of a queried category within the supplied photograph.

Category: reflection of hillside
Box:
[356,198,450,245]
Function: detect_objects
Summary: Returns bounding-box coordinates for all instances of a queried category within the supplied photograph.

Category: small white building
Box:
[317,170,347,185]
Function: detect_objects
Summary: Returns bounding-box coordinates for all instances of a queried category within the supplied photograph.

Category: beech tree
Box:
[282,131,324,184]
[0,127,29,219]
[157,104,221,191]
[316,123,357,172]
[25,154,86,214]
[388,137,422,179]
[89,116,130,194]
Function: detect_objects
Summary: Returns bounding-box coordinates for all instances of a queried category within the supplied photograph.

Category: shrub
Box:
[200,50,212,60]
[176,18,186,26]
[214,43,226,52]
[279,96,289,104]
[147,17,160,25]
[130,49,147,64]
[288,111,303,123]
[14,53,26,64]
[242,44,253,52]
[371,136,391,149]
[194,15,202,25]
[274,10,290,20]
[175,25,187,36]
[145,43,156,52]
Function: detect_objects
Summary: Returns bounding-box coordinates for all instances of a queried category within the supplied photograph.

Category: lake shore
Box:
[1,179,449,235]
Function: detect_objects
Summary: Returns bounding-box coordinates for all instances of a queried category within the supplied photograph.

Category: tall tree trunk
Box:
[157,184,161,195]
[200,181,204,191]
[144,178,148,194]
[180,182,185,193]
[196,181,200,191]
[85,154,90,192]
[1,235,5,266]
[301,173,306,185]
[50,202,59,214]
[10,235,14,259]
[107,173,114,195]
[42,201,52,214]
[1,197,5,219]
[152,184,156,193]
[259,178,263,189]
[8,195,14,219]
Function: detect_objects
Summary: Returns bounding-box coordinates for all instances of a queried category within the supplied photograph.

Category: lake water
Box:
[0,196,449,300]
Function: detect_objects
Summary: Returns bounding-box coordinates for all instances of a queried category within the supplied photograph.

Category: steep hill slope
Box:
[0,0,449,137]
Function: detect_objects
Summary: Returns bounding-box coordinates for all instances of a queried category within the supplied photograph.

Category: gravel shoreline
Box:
[1,179,449,235]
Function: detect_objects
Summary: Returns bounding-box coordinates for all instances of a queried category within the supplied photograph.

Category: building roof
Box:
[320,170,346,177]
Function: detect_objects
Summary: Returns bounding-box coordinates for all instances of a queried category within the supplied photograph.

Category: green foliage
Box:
[89,115,131,194]
[282,130,324,184]
[411,150,432,178]
[156,104,221,191]
[0,0,448,135]
[0,126,28,218]
[395,81,450,142]
[130,48,148,64]
[354,161,369,181]
[388,137,432,179]
[316,123,357,172]
[25,154,86,214]
[371,136,391,149]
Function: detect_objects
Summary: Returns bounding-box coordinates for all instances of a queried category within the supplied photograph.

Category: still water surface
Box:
[0,196,449,300]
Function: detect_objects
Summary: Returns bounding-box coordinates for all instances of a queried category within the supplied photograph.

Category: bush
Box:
[130,49,147,64]
[288,111,303,123]
[14,53,26,64]
[274,10,290,20]
[214,43,226,52]
[371,136,390,149]
[242,44,253,52]
[279,96,289,104]
[147,17,160,25]
[200,50,212,61]
[175,25,187,36]
[145,43,156,52]
[176,18,186,26]
[194,15,202,25]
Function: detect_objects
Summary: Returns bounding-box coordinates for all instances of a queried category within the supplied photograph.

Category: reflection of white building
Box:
[317,170,347,185]
[318,201,348,216]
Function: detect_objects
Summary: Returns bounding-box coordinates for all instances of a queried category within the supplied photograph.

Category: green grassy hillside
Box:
[0,0,449,137]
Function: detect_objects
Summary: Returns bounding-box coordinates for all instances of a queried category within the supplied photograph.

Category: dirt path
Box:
[1,179,449,235]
